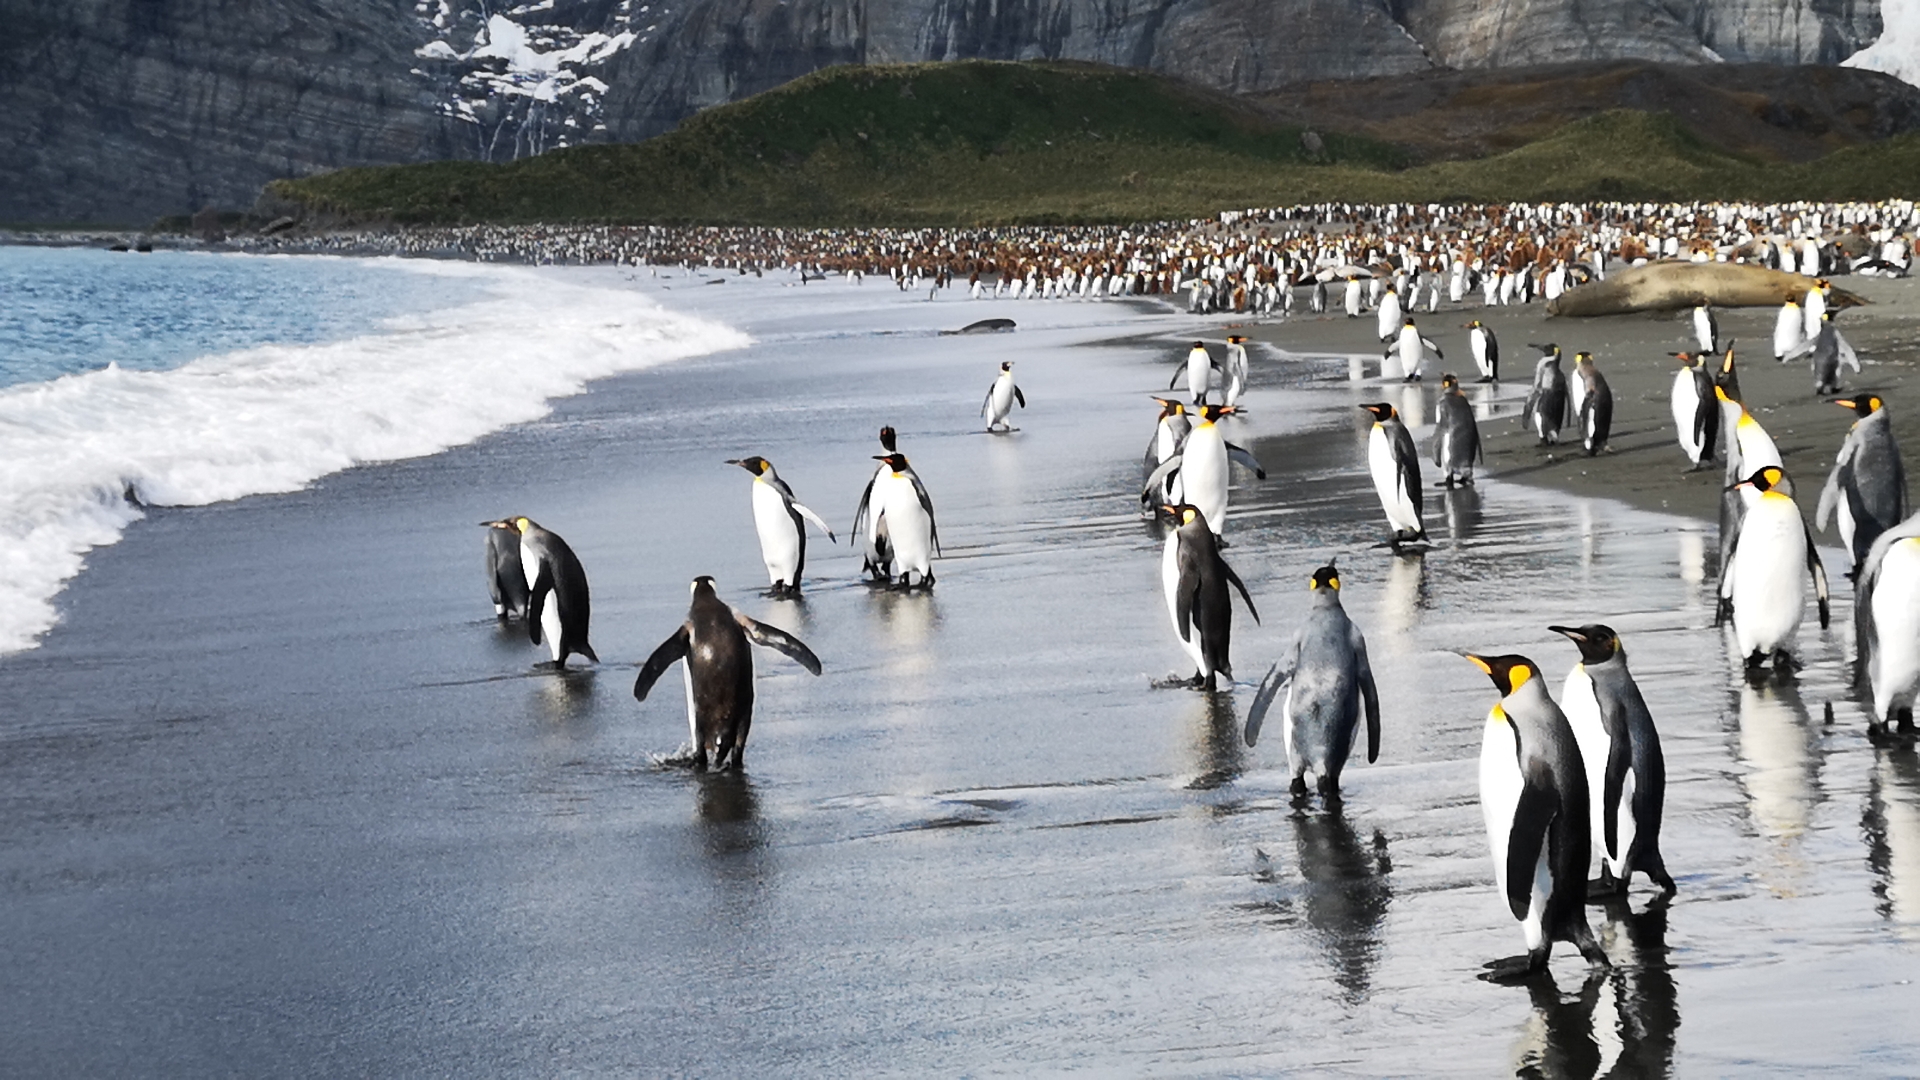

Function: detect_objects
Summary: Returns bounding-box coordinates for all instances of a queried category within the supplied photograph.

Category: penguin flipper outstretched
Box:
[736,612,823,675]
[1224,442,1266,479]
[632,625,691,701]
[792,501,836,542]
[1804,520,1831,629]
[1169,365,1185,391]
[527,563,555,647]
[1244,657,1293,747]
[1014,385,1026,408]
[851,477,877,538]
[1142,454,1184,504]
[1505,773,1558,921]
[1218,555,1259,625]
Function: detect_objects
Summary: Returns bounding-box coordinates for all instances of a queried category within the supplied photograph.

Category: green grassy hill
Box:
[267,61,1920,227]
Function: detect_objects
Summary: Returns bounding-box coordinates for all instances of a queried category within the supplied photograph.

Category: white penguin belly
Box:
[879,477,933,580]
[541,594,564,662]
[1186,352,1211,402]
[988,377,1016,426]
[751,481,800,587]
[1368,428,1418,533]
[1182,429,1230,533]
[1671,374,1700,461]
[1561,666,1612,874]
[1730,498,1808,655]
[1871,538,1920,720]
[1480,714,1526,929]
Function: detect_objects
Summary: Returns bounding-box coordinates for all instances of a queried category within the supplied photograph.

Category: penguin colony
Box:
[466,197,1918,989]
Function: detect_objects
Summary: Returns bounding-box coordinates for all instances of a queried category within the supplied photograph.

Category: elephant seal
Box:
[1547,262,1865,317]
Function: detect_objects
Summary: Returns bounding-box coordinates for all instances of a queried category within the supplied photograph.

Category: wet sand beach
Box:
[2,268,1917,1075]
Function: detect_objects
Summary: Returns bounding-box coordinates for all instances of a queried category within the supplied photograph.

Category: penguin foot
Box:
[1770,649,1802,675]
[1479,954,1547,984]
[1585,875,1626,902]
[1288,776,1309,802]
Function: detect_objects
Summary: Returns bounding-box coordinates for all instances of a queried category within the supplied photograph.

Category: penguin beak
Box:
[1464,654,1493,675]
[1546,625,1585,642]
[1834,399,1856,410]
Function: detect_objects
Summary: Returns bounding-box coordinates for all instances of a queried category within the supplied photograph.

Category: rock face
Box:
[0,0,1897,224]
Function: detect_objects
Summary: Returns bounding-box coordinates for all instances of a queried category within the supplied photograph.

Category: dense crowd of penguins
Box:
[463,197,1916,984]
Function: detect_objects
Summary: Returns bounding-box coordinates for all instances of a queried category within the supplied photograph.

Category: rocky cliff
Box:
[0,0,1900,224]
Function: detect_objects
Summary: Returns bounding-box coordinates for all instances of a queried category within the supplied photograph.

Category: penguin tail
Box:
[579,643,600,664]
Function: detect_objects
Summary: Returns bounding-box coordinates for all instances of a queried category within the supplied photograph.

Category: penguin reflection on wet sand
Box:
[1359,402,1426,546]
[482,518,529,619]
[483,517,598,668]
[1468,652,1609,982]
[1157,503,1259,691]
[727,456,836,596]
[1816,395,1908,579]
[1245,563,1380,800]
[633,576,822,772]
[1431,373,1482,488]
[1721,465,1830,675]
[1549,624,1675,897]
[1855,510,1920,738]
[981,360,1025,432]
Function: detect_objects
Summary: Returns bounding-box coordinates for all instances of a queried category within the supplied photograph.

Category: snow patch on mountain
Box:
[1844,0,1920,87]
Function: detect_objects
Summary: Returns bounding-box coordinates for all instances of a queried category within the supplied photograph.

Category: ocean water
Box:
[0,248,747,653]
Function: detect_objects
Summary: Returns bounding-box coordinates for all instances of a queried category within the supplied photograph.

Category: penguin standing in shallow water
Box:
[1222,335,1250,408]
[1245,563,1379,799]
[1722,465,1830,674]
[1817,395,1908,579]
[1431,373,1482,487]
[868,452,940,588]
[1573,352,1612,456]
[1144,398,1191,505]
[1856,510,1920,737]
[1549,624,1675,898]
[1170,341,1219,406]
[1668,352,1718,470]
[1468,653,1609,982]
[852,426,901,582]
[1158,503,1259,691]
[482,519,530,619]
[982,360,1026,431]
[1385,317,1440,382]
[1141,404,1263,537]
[727,456,836,595]
[1523,344,1570,446]
[632,576,822,771]
[1359,402,1426,545]
[1466,319,1499,382]
[485,517,597,668]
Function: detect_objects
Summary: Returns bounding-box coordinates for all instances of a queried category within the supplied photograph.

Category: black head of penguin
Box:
[1439,373,1460,392]
[1734,464,1790,495]
[1715,343,1742,402]
[873,452,909,473]
[879,426,898,453]
[1151,396,1186,420]
[1309,563,1340,591]
[1000,360,1014,372]
[1358,402,1397,423]
[1197,404,1235,423]
[480,518,524,533]
[726,456,771,475]
[1835,395,1884,417]
[1466,653,1539,697]
[1548,623,1621,665]
[1157,502,1201,528]
[1670,351,1699,371]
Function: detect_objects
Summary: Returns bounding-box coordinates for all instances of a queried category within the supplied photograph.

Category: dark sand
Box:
[1239,274,1920,524]
[1,270,1917,1074]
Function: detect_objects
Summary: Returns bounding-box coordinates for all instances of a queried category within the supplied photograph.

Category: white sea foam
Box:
[0,259,748,654]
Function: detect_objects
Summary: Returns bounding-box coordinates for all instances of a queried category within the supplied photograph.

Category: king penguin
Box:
[1245,563,1380,799]
[727,456,836,595]
[1359,402,1426,545]
[1431,373,1483,487]
[1222,335,1250,408]
[1773,298,1804,362]
[1784,311,1861,396]
[1668,352,1718,470]
[1170,341,1219,406]
[1523,344,1570,446]
[1855,509,1920,737]
[982,360,1026,432]
[1158,503,1259,691]
[1572,351,1612,456]
[1343,275,1364,318]
[1548,624,1675,898]
[852,426,900,582]
[1722,465,1831,674]
[1375,285,1403,343]
[487,516,597,668]
[1141,404,1264,537]
[1816,395,1908,579]
[632,576,822,771]
[1144,397,1191,505]
[482,518,530,619]
[868,452,940,588]
[1385,317,1440,382]
[1466,319,1499,382]
[1468,652,1609,982]
[1692,304,1719,355]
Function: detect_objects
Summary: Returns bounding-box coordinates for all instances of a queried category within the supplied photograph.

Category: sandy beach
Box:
[2,261,1917,1074]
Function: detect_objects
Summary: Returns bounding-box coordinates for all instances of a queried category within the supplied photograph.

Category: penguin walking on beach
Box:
[1773,298,1804,362]
[852,426,902,582]
[1722,465,1831,674]
[1375,286,1403,342]
[1158,503,1259,691]
[1523,344,1570,446]
[867,452,940,589]
[1669,352,1718,470]
[1359,402,1426,545]
[1467,319,1499,382]
[1855,510,1920,737]
[1804,278,1830,338]
[1244,563,1380,799]
[1311,279,1329,314]
[1144,397,1191,504]
[485,517,597,668]
[1816,395,1908,578]
[1222,335,1250,408]
[483,518,530,619]
[1170,341,1220,406]
[1432,373,1483,487]
[1692,304,1720,355]
[1549,624,1675,898]
[982,360,1026,431]
[727,456,836,595]
[1467,652,1609,982]
[1784,312,1860,395]
[632,576,822,772]
[1573,352,1612,456]
[1344,275,1364,318]
[1141,404,1264,537]
[1384,317,1440,381]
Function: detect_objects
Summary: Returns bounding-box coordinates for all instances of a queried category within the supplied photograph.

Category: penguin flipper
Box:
[793,501,836,543]
[907,472,941,556]
[1505,776,1557,921]
[1838,334,1860,373]
[1169,365,1185,391]
[1142,454,1183,503]
[737,613,823,675]
[1804,520,1831,629]
[1815,457,1846,532]
[527,563,555,647]
[1601,721,1630,862]
[851,477,877,538]
[1224,443,1266,480]
[1355,632,1380,764]
[1244,661,1288,747]
[632,625,691,702]
[1218,555,1259,625]
[1014,385,1025,409]
[980,388,993,418]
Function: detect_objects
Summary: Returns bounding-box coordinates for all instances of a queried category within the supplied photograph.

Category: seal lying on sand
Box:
[1547,262,1865,317]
